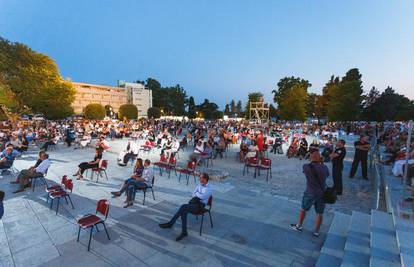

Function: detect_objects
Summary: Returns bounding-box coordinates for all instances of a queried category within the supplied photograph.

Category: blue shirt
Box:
[1,149,20,167]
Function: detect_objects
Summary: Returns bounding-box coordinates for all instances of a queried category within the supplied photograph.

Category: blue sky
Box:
[1,0,413,107]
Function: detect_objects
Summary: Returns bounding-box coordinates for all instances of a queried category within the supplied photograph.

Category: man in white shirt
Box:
[159,173,213,241]
[12,153,51,193]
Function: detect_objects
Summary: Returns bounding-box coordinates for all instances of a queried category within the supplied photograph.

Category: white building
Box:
[118,81,153,118]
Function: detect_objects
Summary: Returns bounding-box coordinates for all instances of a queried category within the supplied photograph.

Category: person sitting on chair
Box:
[111,158,144,198]
[123,159,154,208]
[11,153,51,193]
[73,148,103,180]
[159,173,212,241]
[0,145,20,171]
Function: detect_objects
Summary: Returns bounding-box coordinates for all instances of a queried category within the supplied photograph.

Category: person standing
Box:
[330,139,346,195]
[349,136,370,180]
[290,150,329,237]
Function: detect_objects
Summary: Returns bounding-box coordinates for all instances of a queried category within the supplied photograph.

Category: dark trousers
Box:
[169,203,203,234]
[349,157,367,179]
[332,164,343,195]
[18,169,43,189]
[78,162,98,175]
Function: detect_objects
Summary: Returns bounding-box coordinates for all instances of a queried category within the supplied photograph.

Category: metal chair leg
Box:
[77,226,81,241]
[200,214,204,236]
[151,188,155,200]
[209,211,213,227]
[142,190,146,205]
[56,198,60,215]
[68,195,75,209]
[88,227,93,251]
[102,222,110,240]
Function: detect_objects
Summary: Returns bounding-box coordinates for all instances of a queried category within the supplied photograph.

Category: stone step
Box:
[341,211,371,267]
[370,210,401,267]
[316,212,351,267]
[394,216,414,267]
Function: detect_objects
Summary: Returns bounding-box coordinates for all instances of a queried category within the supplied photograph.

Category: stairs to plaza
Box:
[316,209,413,267]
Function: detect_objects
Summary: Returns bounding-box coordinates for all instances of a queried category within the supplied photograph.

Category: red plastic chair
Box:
[257,158,272,181]
[46,175,68,203]
[91,160,108,182]
[243,157,259,177]
[154,155,168,175]
[49,178,75,215]
[177,160,197,185]
[77,199,110,251]
[165,156,177,178]
[191,196,213,235]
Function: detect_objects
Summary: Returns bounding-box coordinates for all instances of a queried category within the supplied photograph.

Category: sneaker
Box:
[313,232,320,237]
[290,224,303,232]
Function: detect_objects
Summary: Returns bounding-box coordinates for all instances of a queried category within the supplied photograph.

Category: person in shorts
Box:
[290,150,329,237]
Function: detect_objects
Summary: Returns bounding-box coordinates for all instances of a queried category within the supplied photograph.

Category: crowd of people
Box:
[1,117,406,241]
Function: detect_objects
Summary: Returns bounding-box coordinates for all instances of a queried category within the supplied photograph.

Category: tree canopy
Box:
[139,78,188,116]
[118,104,138,120]
[84,103,105,120]
[327,68,363,121]
[0,37,75,120]
[147,107,161,119]
[278,83,308,121]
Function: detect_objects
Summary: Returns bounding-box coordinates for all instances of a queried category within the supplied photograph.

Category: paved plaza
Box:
[0,137,373,267]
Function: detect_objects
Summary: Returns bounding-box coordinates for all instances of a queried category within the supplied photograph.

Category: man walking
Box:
[159,173,212,241]
[349,136,370,180]
[330,139,346,195]
[290,150,329,237]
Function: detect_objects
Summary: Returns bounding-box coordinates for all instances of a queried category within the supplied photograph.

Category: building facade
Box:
[71,81,152,117]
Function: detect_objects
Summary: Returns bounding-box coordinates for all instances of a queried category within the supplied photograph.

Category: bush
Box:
[84,103,105,120]
[118,104,138,120]
[147,107,161,119]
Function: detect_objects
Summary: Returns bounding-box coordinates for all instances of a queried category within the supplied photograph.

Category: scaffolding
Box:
[249,100,269,124]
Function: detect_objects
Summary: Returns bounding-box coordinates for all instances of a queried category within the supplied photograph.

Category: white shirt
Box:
[142,166,154,185]
[35,159,51,175]
[192,183,213,205]
[194,144,204,154]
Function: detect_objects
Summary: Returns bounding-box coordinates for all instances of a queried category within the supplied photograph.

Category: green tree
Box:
[278,83,307,121]
[272,76,311,107]
[306,93,322,118]
[230,100,236,115]
[197,99,222,120]
[187,96,196,119]
[327,68,363,121]
[84,103,105,120]
[147,107,161,119]
[269,104,278,118]
[0,37,75,120]
[245,92,263,119]
[318,75,340,118]
[224,104,230,115]
[235,100,243,117]
[139,78,188,116]
[118,104,138,120]
[361,87,414,121]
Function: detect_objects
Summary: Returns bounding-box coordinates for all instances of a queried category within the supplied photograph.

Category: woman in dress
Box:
[73,148,103,180]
